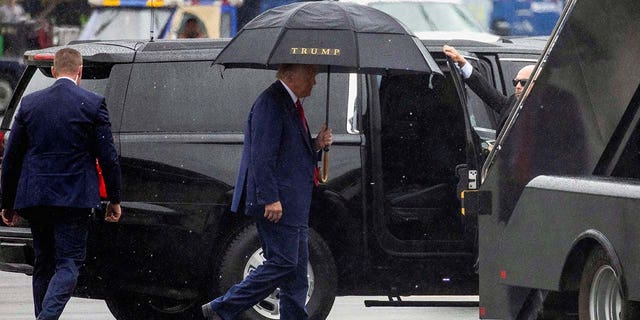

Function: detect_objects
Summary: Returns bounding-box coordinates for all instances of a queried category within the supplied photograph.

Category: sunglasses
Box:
[512,79,528,87]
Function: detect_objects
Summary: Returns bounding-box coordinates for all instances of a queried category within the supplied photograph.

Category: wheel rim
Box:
[243,248,315,319]
[590,265,623,320]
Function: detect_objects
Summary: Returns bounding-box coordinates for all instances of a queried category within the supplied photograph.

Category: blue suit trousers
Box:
[23,207,91,320]
[210,219,309,320]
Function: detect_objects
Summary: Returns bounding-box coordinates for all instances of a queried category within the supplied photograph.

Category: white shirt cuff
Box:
[460,62,473,79]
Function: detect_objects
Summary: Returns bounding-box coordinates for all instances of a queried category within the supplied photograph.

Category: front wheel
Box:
[578,247,640,320]
[215,224,337,320]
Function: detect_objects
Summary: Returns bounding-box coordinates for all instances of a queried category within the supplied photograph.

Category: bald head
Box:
[52,48,82,82]
[514,65,535,99]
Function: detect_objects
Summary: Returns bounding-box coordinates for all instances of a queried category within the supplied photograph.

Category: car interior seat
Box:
[379,74,466,227]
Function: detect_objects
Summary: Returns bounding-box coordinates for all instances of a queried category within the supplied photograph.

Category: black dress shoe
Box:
[202,303,223,320]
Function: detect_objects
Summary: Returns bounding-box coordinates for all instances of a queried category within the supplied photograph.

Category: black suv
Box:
[0,37,543,320]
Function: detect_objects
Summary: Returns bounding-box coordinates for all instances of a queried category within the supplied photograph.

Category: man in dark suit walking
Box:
[444,45,534,134]
[0,48,122,320]
[202,64,332,320]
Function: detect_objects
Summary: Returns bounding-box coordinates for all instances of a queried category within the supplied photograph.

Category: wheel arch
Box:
[560,230,625,293]
[206,206,254,265]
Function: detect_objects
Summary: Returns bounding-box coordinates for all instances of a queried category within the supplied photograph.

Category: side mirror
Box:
[0,78,14,113]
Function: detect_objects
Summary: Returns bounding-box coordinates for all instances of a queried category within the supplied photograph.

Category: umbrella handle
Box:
[320,150,329,183]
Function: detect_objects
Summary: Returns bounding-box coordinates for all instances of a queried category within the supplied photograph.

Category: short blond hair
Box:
[54,48,82,74]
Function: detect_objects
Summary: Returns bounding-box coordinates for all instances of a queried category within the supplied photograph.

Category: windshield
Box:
[370,1,485,33]
[79,7,173,40]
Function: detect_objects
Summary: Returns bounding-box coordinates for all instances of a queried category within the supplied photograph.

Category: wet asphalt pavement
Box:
[0,271,478,320]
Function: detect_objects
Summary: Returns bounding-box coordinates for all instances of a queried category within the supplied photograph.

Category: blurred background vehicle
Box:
[490,0,565,36]
[342,0,500,42]
[0,0,96,116]
[79,0,240,40]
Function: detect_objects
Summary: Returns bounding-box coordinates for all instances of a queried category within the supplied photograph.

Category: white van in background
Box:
[342,0,500,42]
[79,0,240,40]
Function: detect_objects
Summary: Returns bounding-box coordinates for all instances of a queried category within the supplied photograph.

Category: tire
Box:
[578,247,640,320]
[215,223,337,320]
[105,292,201,320]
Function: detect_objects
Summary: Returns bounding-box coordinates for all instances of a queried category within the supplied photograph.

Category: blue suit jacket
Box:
[1,78,121,210]
[231,81,317,227]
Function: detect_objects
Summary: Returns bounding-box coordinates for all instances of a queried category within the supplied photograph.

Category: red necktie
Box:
[295,99,308,132]
[295,99,319,186]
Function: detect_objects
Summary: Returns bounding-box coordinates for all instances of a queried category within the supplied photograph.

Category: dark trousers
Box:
[22,207,91,320]
[209,218,309,320]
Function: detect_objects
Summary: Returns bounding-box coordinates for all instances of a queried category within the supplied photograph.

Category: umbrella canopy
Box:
[214,1,442,75]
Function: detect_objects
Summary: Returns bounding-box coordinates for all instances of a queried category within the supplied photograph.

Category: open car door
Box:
[370,56,483,259]
[446,57,485,253]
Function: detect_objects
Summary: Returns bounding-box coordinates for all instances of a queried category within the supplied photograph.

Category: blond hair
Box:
[53,48,82,74]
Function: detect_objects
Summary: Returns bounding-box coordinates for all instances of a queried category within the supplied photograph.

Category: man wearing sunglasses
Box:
[444,45,534,134]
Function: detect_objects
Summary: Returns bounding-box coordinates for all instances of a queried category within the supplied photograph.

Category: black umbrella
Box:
[214,1,442,182]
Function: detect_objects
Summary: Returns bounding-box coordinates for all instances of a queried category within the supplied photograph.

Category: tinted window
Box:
[467,58,499,134]
[499,58,538,90]
[24,66,110,97]
[304,73,350,134]
[122,61,349,134]
[4,66,110,128]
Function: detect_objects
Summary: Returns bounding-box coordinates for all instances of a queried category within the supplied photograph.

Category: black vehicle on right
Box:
[0,36,541,320]
[464,0,640,319]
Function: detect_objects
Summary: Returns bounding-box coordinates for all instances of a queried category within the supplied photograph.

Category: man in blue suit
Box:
[1,48,122,320]
[203,64,332,320]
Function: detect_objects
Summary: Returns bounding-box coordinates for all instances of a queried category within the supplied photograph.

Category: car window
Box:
[467,90,495,129]
[304,73,350,134]
[177,14,208,39]
[369,1,484,33]
[5,66,111,128]
[498,56,539,90]
[23,66,111,97]
[467,58,498,134]
[121,62,349,134]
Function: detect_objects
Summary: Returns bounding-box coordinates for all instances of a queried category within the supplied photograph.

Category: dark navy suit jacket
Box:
[1,78,121,210]
[231,81,317,227]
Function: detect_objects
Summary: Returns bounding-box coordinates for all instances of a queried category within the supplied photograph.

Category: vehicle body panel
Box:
[478,0,640,318]
[499,176,640,301]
